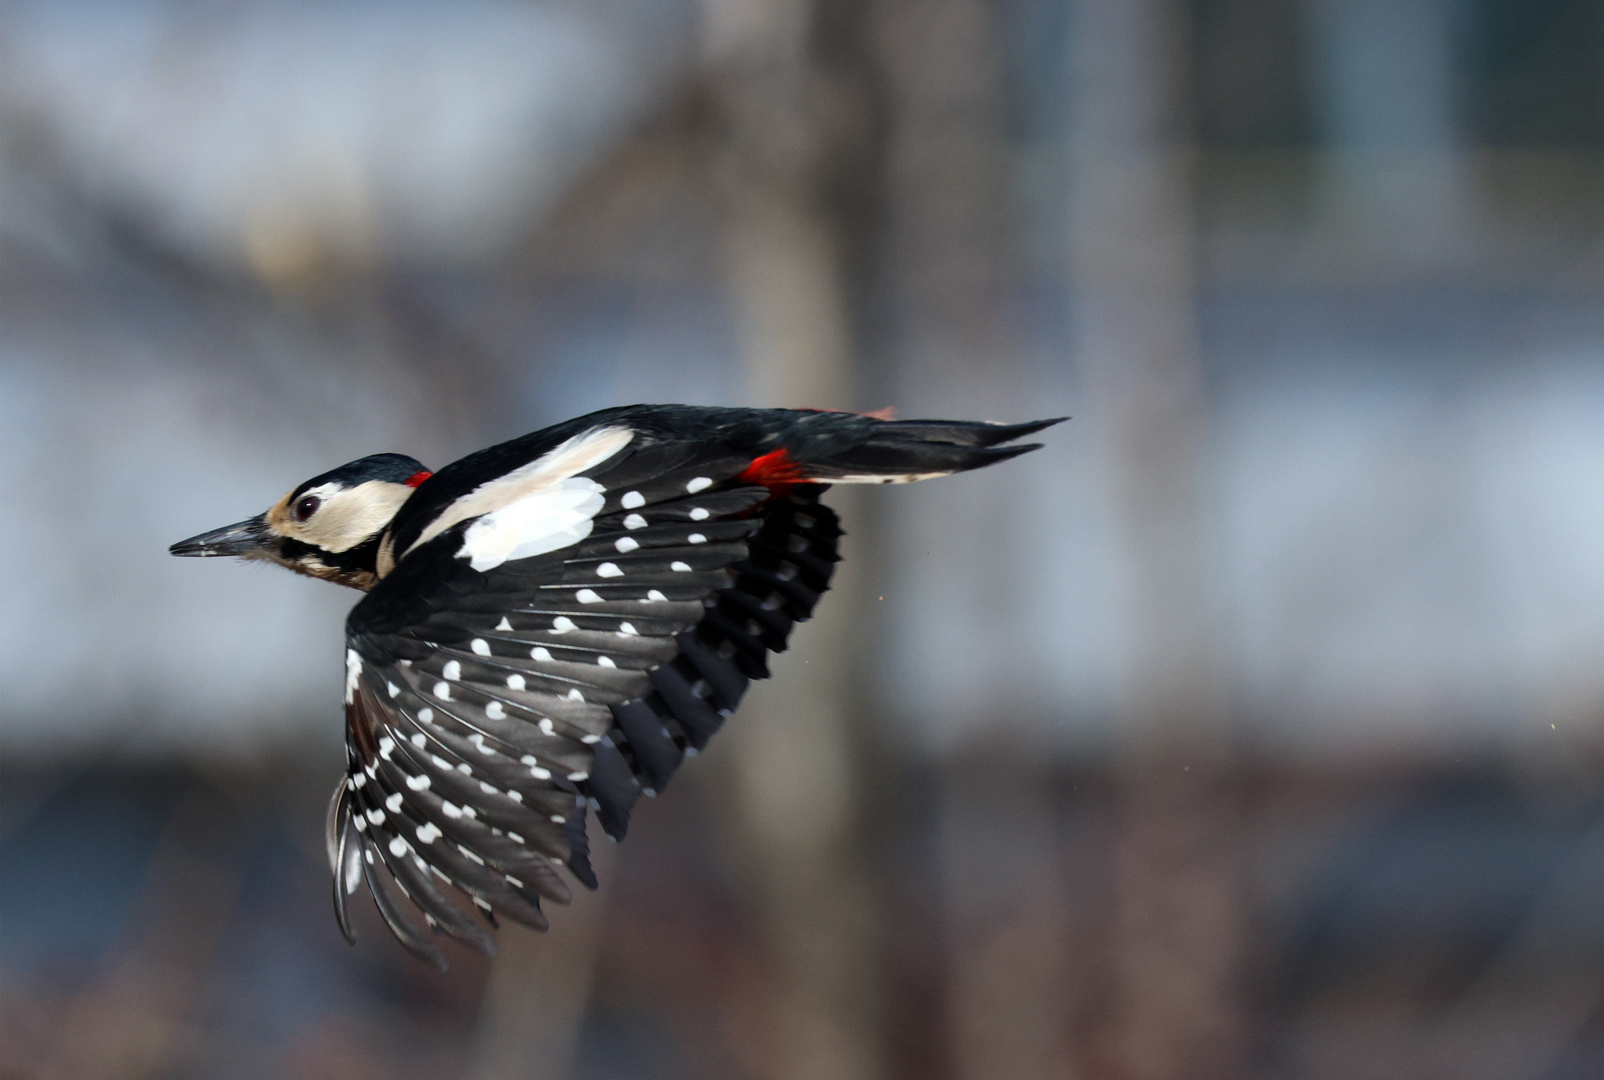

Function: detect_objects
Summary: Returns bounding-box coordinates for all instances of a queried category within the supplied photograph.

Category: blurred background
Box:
[2,0,1602,1077]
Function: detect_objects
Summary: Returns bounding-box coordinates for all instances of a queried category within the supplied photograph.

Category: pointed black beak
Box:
[169,514,271,558]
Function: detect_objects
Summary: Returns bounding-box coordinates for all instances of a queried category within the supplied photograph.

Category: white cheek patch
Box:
[457,477,606,572]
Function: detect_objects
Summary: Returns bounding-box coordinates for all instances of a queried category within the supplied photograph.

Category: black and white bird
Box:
[171,404,1059,967]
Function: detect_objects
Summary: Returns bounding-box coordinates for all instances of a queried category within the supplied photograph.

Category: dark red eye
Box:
[293,495,321,522]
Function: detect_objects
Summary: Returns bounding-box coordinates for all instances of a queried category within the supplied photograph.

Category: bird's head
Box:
[170,453,431,590]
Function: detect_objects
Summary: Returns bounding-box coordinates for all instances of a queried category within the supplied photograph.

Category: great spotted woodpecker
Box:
[172,404,1060,967]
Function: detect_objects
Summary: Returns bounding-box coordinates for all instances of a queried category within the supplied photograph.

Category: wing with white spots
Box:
[331,448,843,965]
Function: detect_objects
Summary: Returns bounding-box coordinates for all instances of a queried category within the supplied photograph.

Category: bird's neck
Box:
[279,535,385,592]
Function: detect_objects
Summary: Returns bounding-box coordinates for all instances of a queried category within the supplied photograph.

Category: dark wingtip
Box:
[568,852,600,891]
[361,841,449,970]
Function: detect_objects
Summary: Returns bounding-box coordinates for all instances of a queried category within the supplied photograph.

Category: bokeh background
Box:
[3,0,1602,1077]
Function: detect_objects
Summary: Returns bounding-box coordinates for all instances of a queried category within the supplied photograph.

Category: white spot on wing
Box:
[623,513,647,529]
[566,689,585,702]
[389,837,408,857]
[417,707,434,723]
[385,793,403,812]
[621,490,645,509]
[485,701,506,720]
[387,682,400,698]
[690,506,710,520]
[686,476,713,493]
[530,647,552,662]
[442,802,464,819]
[552,616,577,633]
[614,537,640,553]
[407,774,431,791]
[432,682,451,700]
[688,533,707,544]
[618,622,638,636]
[416,823,441,844]
[597,656,616,668]
[442,660,461,681]
[596,562,624,577]
[471,639,491,656]
[507,674,526,690]
[496,617,513,631]
[646,589,668,602]
[671,561,692,572]
[344,649,362,705]
[576,588,604,603]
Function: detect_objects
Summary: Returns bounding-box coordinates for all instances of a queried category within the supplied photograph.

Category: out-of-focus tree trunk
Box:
[1065,2,1244,1079]
[870,2,1083,1079]
[700,3,888,1080]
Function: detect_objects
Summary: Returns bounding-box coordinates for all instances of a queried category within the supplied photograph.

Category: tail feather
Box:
[874,417,1066,449]
[803,416,1064,484]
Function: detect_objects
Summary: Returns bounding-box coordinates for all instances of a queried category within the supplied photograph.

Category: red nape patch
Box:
[739,448,808,495]
[403,471,433,488]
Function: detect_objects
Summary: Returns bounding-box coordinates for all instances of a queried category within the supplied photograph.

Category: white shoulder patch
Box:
[458,477,605,571]
[406,425,632,560]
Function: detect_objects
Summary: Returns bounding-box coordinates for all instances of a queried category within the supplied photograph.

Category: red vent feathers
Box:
[739,449,807,495]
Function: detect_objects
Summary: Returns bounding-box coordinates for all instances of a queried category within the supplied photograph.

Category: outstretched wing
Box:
[330,434,840,966]
[325,406,1061,965]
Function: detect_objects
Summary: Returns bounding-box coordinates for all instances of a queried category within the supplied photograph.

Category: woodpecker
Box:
[172,404,1060,967]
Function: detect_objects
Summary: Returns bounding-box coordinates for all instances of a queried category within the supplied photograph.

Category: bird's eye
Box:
[293,495,321,522]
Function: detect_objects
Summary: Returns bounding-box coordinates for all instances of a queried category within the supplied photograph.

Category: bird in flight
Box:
[172,404,1059,967]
